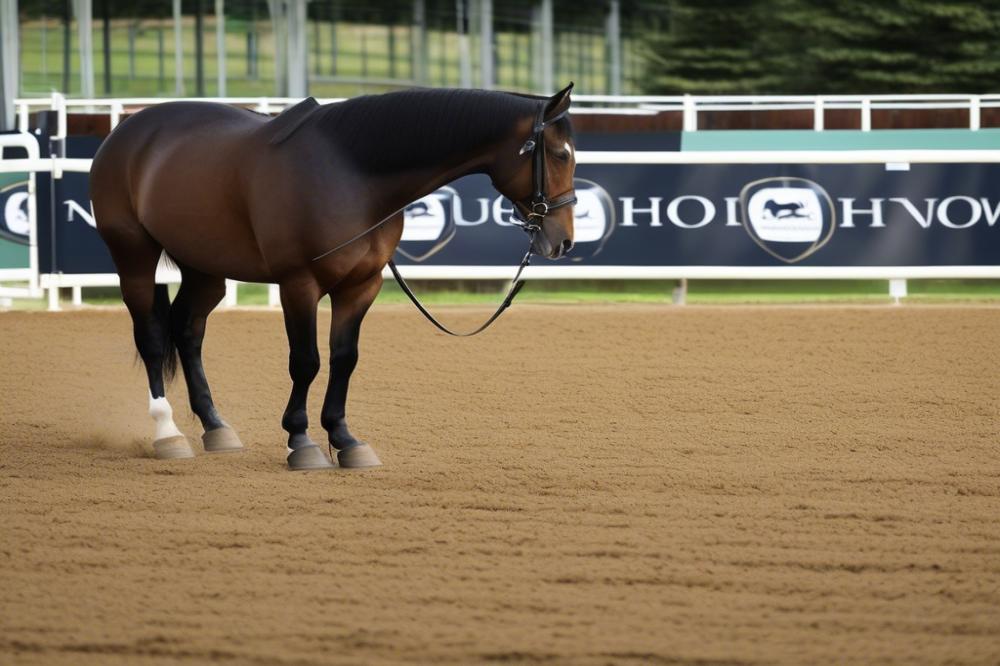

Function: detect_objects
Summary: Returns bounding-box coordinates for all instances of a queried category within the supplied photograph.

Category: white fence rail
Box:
[14,92,1000,137]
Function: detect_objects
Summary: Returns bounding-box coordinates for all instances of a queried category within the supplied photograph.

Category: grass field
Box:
[8,279,1000,311]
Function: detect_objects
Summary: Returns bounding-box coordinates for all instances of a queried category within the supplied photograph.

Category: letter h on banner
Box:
[620,197,663,227]
[840,198,885,228]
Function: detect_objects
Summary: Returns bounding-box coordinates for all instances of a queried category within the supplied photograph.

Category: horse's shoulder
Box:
[267,97,322,146]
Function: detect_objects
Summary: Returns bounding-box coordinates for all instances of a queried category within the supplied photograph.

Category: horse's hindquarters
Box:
[93,102,274,282]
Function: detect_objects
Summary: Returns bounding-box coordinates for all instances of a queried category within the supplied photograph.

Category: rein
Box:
[316,101,575,337]
[387,236,534,337]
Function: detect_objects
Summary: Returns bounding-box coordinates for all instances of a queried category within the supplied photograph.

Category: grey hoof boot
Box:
[337,444,382,469]
[153,435,195,460]
[287,444,335,471]
[202,426,244,453]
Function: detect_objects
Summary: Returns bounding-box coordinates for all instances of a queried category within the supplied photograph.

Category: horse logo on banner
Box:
[568,178,616,262]
[0,181,30,245]
[740,177,836,263]
[398,186,459,262]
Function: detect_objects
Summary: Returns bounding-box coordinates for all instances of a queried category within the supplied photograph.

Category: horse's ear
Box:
[543,82,574,124]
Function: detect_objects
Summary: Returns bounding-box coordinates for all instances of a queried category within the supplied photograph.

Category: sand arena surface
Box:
[1,304,999,665]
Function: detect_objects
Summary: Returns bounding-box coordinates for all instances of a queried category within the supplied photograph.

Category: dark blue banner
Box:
[32,136,1000,273]
[37,136,114,275]
[395,164,1000,267]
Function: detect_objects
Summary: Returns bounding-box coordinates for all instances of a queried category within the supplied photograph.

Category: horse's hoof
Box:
[202,426,244,453]
[153,435,195,460]
[287,444,336,471]
[337,444,382,469]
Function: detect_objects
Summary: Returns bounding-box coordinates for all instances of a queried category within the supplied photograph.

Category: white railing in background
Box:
[14,92,1000,137]
[574,93,1000,131]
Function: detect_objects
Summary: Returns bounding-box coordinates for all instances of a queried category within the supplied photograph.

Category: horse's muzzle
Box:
[532,235,573,260]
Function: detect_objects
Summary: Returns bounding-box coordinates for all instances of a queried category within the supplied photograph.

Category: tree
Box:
[640,0,1000,94]
[641,0,781,94]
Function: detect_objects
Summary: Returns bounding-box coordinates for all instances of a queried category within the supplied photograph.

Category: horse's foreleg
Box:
[279,278,332,470]
[171,271,243,453]
[320,273,383,469]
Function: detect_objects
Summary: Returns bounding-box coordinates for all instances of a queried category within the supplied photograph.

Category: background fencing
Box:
[4,0,666,129]
[5,93,1000,309]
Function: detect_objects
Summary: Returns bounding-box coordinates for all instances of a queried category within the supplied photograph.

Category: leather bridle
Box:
[509,103,578,236]
[387,100,576,336]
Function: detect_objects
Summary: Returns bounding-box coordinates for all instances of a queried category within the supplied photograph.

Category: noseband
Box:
[510,104,578,235]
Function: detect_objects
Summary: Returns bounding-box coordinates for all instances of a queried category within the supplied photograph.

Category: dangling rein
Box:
[386,240,533,337]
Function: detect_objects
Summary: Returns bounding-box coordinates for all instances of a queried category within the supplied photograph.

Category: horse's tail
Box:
[153,283,179,382]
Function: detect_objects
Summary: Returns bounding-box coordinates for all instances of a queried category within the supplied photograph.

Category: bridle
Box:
[309,100,573,336]
[387,100,576,336]
[509,103,578,235]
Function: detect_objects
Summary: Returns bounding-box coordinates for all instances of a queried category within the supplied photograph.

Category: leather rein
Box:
[386,102,576,336]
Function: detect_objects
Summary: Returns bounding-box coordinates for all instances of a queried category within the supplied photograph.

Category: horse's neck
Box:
[395,155,491,202]
[330,93,531,223]
[373,149,506,224]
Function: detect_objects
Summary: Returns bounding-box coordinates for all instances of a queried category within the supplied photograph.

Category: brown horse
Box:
[90,85,576,470]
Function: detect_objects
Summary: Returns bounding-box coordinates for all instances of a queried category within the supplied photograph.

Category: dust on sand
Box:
[1,305,999,665]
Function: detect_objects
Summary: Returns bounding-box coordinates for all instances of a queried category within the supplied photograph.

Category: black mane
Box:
[318,88,563,173]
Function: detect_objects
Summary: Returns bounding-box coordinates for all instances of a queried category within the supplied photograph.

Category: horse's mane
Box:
[317,88,568,173]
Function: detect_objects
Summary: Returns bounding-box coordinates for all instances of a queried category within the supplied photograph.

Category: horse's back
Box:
[92,102,275,281]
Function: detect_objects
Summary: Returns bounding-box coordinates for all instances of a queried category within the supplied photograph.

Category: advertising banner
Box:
[36,136,111,275]
[30,137,1000,274]
[394,164,1000,268]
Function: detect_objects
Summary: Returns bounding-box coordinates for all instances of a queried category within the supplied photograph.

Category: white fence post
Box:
[860,98,872,132]
[889,278,907,305]
[224,280,239,307]
[109,101,123,130]
[970,96,981,131]
[268,283,280,307]
[813,97,824,131]
[672,278,687,305]
[48,285,60,311]
[682,95,697,132]
[17,102,28,132]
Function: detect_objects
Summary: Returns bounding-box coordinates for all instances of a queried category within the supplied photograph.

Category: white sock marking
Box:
[148,392,183,441]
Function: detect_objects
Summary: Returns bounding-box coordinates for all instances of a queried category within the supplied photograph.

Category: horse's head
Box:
[492,84,577,260]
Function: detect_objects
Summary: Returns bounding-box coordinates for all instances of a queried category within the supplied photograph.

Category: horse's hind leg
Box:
[170,268,244,453]
[100,222,193,460]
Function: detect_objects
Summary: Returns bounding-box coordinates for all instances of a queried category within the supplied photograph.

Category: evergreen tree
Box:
[641,0,1000,94]
[641,0,781,94]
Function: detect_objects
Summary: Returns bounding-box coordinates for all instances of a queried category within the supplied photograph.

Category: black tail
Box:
[153,283,179,382]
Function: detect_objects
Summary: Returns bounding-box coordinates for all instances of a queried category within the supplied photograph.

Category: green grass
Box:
[11,279,1000,311]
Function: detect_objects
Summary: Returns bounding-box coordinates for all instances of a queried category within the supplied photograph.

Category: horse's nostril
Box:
[560,239,573,254]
